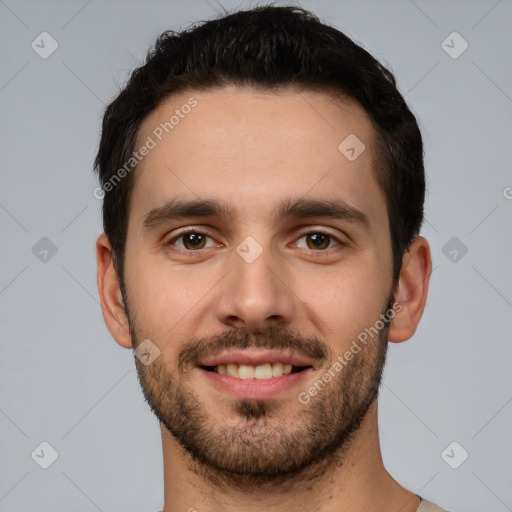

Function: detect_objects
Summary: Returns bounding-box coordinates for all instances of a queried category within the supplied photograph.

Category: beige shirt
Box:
[417,496,450,512]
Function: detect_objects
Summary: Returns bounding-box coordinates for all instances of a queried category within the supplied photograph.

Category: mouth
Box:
[196,349,317,399]
[200,362,311,379]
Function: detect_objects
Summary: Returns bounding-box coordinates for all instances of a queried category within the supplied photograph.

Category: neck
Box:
[160,401,420,512]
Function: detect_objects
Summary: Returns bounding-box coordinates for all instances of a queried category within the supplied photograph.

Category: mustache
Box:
[178,325,331,371]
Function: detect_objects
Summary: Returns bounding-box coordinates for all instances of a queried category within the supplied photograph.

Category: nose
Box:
[215,244,297,331]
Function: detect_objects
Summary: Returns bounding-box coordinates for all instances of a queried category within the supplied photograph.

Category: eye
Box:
[166,231,218,251]
[165,230,343,253]
[294,231,342,251]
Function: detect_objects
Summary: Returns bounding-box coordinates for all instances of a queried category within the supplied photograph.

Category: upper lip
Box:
[198,349,317,368]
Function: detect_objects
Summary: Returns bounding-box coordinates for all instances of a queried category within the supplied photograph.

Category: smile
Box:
[201,362,311,380]
[196,349,317,399]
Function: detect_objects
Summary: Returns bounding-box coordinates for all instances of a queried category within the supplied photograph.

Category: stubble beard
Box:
[128,300,392,491]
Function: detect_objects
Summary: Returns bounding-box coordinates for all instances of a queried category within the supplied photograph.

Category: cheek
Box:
[294,259,389,348]
[125,250,218,336]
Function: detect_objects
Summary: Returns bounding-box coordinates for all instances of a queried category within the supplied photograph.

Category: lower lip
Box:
[197,367,314,399]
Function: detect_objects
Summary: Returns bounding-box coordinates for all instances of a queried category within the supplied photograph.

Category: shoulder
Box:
[417,497,452,512]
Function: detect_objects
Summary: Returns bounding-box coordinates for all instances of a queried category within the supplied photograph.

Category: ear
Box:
[388,236,432,343]
[96,234,133,349]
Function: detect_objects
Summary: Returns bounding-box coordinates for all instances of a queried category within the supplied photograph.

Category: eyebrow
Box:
[142,197,370,231]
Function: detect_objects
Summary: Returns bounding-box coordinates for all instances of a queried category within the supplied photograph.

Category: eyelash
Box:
[165,229,344,253]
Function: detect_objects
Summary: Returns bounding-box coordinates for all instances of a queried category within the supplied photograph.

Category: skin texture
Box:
[96,86,432,512]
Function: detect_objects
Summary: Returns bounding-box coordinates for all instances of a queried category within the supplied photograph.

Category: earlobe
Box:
[388,236,432,343]
[96,234,133,349]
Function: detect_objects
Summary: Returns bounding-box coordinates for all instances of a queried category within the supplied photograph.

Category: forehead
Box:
[130,86,386,228]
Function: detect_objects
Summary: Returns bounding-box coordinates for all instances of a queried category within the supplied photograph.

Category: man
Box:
[94,5,446,512]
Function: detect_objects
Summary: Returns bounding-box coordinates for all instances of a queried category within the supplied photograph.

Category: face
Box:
[121,86,396,485]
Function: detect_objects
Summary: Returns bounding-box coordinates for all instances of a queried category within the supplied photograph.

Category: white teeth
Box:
[238,364,255,379]
[227,363,239,377]
[213,362,301,379]
[272,362,284,377]
[254,363,273,379]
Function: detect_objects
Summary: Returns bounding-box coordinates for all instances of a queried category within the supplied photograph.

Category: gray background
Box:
[1,0,511,510]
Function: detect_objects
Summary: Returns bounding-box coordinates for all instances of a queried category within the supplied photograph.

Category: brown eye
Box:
[168,231,215,251]
[293,231,343,251]
[305,233,331,250]
[182,232,206,250]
